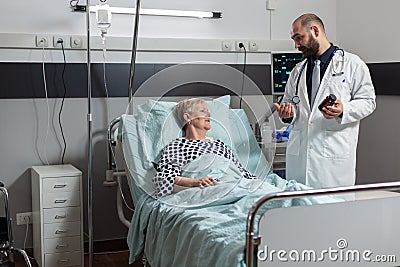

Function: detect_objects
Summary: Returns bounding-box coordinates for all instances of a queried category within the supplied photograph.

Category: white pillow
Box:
[135,95,232,168]
[120,95,270,199]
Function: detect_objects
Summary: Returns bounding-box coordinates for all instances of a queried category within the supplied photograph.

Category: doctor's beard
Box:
[301,35,319,58]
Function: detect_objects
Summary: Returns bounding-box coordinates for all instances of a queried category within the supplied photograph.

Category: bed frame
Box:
[106,117,400,267]
[247,182,400,266]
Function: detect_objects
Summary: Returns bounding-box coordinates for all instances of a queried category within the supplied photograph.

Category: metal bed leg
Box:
[11,248,32,267]
[141,254,148,267]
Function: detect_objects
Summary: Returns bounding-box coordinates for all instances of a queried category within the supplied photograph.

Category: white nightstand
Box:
[31,164,83,267]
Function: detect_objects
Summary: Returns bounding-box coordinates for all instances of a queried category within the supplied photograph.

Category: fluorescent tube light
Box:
[89,6,222,19]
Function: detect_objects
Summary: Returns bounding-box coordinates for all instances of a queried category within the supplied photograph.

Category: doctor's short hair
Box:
[173,98,205,129]
[296,13,325,32]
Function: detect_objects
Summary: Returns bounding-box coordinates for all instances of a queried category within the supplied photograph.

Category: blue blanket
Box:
[127,154,337,267]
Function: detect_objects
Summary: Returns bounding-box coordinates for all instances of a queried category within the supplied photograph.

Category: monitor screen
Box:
[271,52,304,95]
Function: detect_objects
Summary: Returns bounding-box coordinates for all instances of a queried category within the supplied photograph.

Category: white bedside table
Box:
[31,164,83,267]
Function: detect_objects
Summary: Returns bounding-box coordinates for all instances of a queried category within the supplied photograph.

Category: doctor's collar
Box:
[318,43,335,65]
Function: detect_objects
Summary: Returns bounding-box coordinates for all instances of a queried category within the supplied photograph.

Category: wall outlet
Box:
[53,35,67,48]
[235,41,247,51]
[16,212,32,225]
[221,41,232,51]
[36,35,50,47]
[70,36,83,48]
[249,41,258,52]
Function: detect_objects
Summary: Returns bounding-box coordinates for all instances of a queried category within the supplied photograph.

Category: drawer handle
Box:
[55,214,67,219]
[56,244,69,249]
[54,200,67,204]
[58,259,70,263]
[55,230,67,234]
[54,184,67,188]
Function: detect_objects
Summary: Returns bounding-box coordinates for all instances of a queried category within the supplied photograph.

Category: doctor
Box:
[274,13,376,188]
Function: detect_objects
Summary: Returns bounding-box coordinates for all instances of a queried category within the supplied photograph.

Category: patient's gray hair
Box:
[173,98,205,129]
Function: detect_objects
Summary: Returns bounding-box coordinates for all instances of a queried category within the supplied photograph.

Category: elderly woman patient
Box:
[153,98,256,198]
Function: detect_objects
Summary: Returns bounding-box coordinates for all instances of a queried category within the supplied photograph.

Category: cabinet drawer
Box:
[43,207,80,224]
[43,191,80,208]
[43,176,80,193]
[44,222,81,239]
[44,251,82,267]
[44,236,81,254]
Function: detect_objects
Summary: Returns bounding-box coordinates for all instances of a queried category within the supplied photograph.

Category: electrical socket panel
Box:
[235,41,247,51]
[53,35,68,48]
[36,35,50,47]
[70,35,84,49]
[249,41,258,52]
[221,41,232,51]
[16,212,33,225]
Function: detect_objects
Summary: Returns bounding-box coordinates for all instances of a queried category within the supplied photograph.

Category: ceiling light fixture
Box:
[89,6,222,19]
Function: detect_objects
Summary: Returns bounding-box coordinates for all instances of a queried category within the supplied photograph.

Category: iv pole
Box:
[85,0,94,266]
[128,0,142,114]
[86,0,141,264]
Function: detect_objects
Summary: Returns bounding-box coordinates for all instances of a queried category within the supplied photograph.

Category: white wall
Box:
[270,0,337,41]
[0,0,269,39]
[0,0,338,64]
[356,95,400,184]
[337,0,400,184]
[337,0,400,63]
[0,98,132,247]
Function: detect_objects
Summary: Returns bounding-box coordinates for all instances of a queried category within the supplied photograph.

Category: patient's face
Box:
[190,102,211,131]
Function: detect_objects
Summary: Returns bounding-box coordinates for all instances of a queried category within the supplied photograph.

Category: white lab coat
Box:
[282,50,376,188]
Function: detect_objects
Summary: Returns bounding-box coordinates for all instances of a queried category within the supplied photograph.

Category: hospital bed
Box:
[108,95,400,267]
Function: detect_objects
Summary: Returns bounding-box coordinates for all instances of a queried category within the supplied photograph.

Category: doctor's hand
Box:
[321,100,343,119]
[274,102,294,119]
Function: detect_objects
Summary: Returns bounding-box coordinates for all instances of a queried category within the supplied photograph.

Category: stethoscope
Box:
[292,47,345,105]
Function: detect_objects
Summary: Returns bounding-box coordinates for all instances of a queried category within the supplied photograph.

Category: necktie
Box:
[310,59,320,108]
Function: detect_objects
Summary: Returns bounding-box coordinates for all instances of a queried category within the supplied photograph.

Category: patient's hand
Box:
[195,177,216,188]
[174,176,216,188]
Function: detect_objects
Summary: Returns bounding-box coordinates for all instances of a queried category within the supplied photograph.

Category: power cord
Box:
[58,39,68,165]
[101,40,134,213]
[41,44,50,165]
[23,216,30,252]
[102,39,114,169]
[238,42,247,109]
[99,22,134,212]
[266,94,284,119]
[118,177,135,212]
[23,215,36,261]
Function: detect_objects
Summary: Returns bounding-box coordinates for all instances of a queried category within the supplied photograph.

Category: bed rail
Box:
[106,117,121,179]
[106,117,134,228]
[245,181,400,267]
